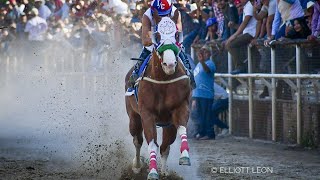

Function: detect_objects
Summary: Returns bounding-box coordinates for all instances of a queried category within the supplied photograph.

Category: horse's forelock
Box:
[162,49,176,63]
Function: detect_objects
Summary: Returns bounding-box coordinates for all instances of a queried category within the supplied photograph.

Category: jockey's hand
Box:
[176,42,182,48]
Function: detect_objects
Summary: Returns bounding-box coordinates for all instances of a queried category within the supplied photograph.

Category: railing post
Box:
[271,47,276,141]
[228,52,233,134]
[296,45,301,145]
[248,46,253,138]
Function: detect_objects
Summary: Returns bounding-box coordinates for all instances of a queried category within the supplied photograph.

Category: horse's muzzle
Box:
[162,62,177,75]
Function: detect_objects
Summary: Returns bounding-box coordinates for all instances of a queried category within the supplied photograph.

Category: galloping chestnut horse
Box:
[125,16,191,179]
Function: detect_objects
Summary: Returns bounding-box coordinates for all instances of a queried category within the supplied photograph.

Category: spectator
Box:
[54,0,71,20]
[217,0,239,41]
[212,82,229,137]
[205,17,219,40]
[235,0,244,24]
[191,44,216,140]
[192,2,209,45]
[53,0,64,12]
[45,0,57,12]
[22,0,32,15]
[181,2,201,55]
[305,1,315,29]
[16,14,27,39]
[24,8,48,41]
[308,0,320,40]
[5,1,19,23]
[0,27,16,56]
[225,0,258,74]
[212,0,225,38]
[34,0,52,20]
[286,17,311,38]
[102,0,129,16]
[265,0,306,45]
[253,0,276,39]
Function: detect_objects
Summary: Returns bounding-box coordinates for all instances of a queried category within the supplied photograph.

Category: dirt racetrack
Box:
[1,32,320,180]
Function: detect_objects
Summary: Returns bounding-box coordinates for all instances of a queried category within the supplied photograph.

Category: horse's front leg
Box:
[172,101,191,166]
[140,111,159,180]
[160,125,177,175]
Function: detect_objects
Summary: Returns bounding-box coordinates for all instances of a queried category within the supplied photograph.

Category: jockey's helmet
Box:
[151,0,172,16]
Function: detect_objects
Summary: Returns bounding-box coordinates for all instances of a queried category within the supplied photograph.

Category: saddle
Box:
[125,55,151,98]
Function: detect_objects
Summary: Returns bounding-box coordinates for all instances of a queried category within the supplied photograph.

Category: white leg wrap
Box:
[148,139,158,155]
[177,126,187,136]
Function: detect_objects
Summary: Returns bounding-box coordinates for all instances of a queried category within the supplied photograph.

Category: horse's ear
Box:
[153,8,162,24]
[152,48,161,61]
[171,10,179,24]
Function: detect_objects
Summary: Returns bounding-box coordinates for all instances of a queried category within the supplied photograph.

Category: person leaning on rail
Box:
[225,0,259,74]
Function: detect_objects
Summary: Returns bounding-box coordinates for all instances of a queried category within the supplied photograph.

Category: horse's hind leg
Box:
[160,125,177,175]
[129,114,143,174]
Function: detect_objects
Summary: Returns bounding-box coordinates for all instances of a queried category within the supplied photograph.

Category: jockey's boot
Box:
[129,47,151,88]
[179,51,196,89]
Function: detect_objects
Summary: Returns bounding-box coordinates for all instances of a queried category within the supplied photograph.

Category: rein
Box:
[137,75,189,84]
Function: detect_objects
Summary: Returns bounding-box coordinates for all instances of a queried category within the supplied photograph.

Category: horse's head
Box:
[154,40,179,75]
[151,12,182,75]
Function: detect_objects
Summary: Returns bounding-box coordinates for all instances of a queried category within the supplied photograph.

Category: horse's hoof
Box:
[160,170,169,177]
[132,156,143,174]
[179,156,191,166]
[132,167,142,174]
[147,172,159,180]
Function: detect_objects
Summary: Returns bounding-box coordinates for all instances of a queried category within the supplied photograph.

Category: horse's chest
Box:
[153,90,183,110]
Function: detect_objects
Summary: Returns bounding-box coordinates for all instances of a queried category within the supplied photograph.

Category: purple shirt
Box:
[312,2,320,37]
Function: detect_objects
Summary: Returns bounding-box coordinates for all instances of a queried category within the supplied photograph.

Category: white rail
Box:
[215,45,320,145]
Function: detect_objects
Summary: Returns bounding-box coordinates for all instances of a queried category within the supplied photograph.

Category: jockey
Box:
[128,0,195,88]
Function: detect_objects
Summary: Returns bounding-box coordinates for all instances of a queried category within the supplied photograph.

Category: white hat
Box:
[189,3,197,12]
[307,1,315,9]
[130,3,136,10]
[30,8,39,16]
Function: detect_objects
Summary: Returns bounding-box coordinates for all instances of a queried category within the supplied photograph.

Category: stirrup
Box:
[125,87,135,96]
[129,73,139,84]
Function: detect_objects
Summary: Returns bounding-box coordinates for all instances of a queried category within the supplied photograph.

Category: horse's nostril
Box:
[163,63,167,66]
[175,61,177,65]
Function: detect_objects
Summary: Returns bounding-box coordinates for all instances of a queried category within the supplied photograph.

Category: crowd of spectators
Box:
[1,0,319,65]
[175,0,320,74]
[0,0,146,70]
